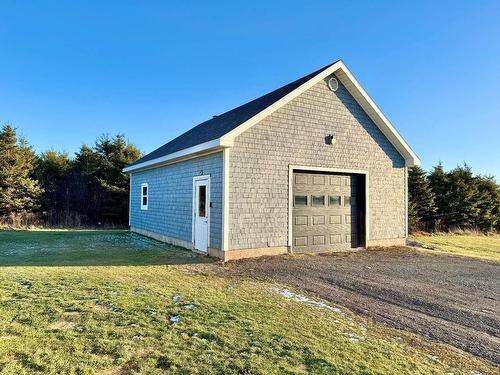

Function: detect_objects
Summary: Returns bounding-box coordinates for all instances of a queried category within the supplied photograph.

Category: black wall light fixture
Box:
[325,134,336,145]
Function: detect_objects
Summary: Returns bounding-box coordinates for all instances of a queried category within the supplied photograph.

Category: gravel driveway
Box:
[215,248,500,363]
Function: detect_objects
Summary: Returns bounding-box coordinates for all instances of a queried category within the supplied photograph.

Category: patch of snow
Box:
[317,361,328,367]
[200,337,216,345]
[345,331,363,343]
[48,321,77,330]
[470,371,484,375]
[183,304,196,310]
[19,280,32,289]
[406,239,435,250]
[106,303,120,312]
[275,288,343,314]
[169,315,181,324]
[274,288,368,333]
[172,294,180,303]
[406,239,423,247]
[191,333,215,344]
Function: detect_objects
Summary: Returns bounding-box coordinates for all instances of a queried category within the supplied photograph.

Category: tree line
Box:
[408,164,500,233]
[0,124,141,227]
[1,123,499,232]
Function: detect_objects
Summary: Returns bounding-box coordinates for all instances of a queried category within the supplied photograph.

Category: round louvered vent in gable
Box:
[328,77,338,92]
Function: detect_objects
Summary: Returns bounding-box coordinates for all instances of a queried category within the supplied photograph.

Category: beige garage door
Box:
[292,172,360,252]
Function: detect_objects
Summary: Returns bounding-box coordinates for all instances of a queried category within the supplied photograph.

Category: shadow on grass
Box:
[0,229,214,267]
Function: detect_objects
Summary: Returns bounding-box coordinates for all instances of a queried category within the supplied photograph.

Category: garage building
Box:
[124,60,420,261]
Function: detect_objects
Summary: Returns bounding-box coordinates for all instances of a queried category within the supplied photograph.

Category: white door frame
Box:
[192,175,211,252]
[288,165,370,250]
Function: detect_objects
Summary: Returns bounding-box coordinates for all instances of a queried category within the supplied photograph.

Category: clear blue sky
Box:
[1,1,499,178]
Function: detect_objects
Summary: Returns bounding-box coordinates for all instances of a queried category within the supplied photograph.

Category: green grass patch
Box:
[411,234,500,262]
[0,230,496,374]
[0,230,207,266]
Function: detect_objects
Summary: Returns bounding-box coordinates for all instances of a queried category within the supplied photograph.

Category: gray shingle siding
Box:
[130,152,223,249]
[229,75,406,250]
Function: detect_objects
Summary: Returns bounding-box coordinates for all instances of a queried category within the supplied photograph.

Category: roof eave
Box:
[218,60,419,166]
[123,138,232,173]
[334,63,420,167]
[124,60,420,172]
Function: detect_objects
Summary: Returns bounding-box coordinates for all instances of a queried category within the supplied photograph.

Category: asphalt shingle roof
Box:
[128,62,336,167]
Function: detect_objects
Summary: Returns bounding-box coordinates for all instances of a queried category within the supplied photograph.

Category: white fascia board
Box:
[335,64,420,166]
[219,61,344,143]
[123,138,231,173]
[124,60,420,172]
[220,60,420,167]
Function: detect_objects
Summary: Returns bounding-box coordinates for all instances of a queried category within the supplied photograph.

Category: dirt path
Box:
[211,248,500,363]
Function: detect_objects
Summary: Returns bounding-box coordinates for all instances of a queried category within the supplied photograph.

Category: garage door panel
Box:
[330,234,342,244]
[330,176,342,186]
[293,172,361,253]
[312,215,326,225]
[294,236,308,246]
[329,215,341,224]
[295,215,308,225]
[313,175,326,185]
[312,235,325,245]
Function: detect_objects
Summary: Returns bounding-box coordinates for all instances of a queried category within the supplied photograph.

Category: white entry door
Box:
[193,177,210,253]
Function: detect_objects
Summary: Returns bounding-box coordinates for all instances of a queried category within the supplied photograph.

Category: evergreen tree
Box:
[74,144,99,174]
[93,134,142,224]
[74,134,141,225]
[408,166,436,232]
[36,150,72,215]
[474,176,500,232]
[428,163,449,230]
[0,124,43,216]
[443,164,480,229]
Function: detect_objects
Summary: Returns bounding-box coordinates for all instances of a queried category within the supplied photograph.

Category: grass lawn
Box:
[411,233,500,262]
[0,230,207,266]
[0,230,496,374]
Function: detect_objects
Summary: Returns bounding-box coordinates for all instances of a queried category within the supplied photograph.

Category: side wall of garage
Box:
[130,152,223,251]
[228,74,406,251]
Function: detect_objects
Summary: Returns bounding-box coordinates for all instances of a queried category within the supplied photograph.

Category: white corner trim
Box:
[128,174,132,226]
[405,166,409,238]
[287,166,294,252]
[288,165,370,248]
[222,148,230,251]
[123,139,231,173]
